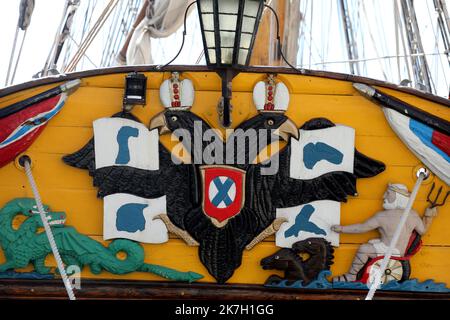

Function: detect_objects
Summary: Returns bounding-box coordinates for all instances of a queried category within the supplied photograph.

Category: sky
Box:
[0,0,449,97]
[0,0,66,85]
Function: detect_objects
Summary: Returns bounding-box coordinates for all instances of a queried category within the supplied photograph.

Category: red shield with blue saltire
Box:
[201,165,246,227]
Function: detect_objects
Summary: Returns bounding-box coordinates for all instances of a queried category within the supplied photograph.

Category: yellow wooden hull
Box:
[0,67,449,289]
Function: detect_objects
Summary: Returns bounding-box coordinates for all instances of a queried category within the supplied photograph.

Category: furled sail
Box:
[126,0,192,65]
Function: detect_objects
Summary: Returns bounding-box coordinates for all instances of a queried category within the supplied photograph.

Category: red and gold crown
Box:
[159,72,194,110]
[253,74,290,112]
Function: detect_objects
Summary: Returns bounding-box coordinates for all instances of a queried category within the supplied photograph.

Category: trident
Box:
[426,183,449,208]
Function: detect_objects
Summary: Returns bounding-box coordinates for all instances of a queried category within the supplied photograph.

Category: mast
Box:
[338,0,360,75]
[281,0,301,66]
[399,0,433,92]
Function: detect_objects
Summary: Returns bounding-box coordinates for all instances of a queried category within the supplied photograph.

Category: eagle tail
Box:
[184,207,263,284]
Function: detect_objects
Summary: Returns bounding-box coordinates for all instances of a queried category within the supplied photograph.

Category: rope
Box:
[157,1,197,70]
[10,29,28,85]
[365,171,426,300]
[308,52,450,66]
[66,34,98,68]
[5,27,19,86]
[65,0,119,72]
[23,159,76,300]
[42,0,72,76]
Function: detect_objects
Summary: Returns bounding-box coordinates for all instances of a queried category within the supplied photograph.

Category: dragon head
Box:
[14,198,66,227]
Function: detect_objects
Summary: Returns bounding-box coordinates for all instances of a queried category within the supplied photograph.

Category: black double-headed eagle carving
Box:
[63,76,385,283]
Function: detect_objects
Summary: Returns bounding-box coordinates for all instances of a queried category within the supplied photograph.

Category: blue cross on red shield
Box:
[201,165,246,227]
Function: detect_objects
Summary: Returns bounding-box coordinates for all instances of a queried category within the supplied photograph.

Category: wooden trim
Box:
[0,65,449,107]
[0,279,449,300]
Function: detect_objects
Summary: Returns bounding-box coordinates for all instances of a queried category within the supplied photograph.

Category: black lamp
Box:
[123,72,147,111]
[197,0,265,127]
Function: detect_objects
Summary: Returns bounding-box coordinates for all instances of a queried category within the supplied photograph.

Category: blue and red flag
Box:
[384,108,450,185]
[0,80,80,168]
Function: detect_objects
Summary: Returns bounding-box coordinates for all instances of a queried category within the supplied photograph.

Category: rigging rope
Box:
[6,0,35,86]
[365,170,427,300]
[427,0,449,88]
[308,51,449,66]
[360,0,388,80]
[42,0,72,76]
[100,0,125,66]
[395,0,414,83]
[5,27,20,86]
[22,157,76,300]
[65,0,119,72]
[63,0,97,70]
[67,34,98,68]
[10,29,29,85]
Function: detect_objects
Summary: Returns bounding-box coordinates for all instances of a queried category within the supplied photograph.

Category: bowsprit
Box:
[201,165,246,227]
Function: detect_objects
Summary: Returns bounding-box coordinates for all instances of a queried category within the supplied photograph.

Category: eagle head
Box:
[149,109,205,135]
[237,111,299,142]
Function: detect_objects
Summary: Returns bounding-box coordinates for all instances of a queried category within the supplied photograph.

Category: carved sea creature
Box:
[0,198,203,282]
[261,238,334,285]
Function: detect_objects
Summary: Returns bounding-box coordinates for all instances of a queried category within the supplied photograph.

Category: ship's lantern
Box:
[123,72,147,109]
[197,0,265,127]
[197,0,265,67]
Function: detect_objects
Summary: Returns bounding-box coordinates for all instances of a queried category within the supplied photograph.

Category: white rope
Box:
[10,29,28,85]
[23,159,76,300]
[365,171,426,300]
[67,34,98,68]
[5,27,20,86]
[65,0,119,72]
[42,0,72,76]
[307,52,449,67]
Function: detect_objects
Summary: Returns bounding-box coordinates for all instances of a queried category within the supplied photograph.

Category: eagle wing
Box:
[62,112,197,229]
[246,117,385,213]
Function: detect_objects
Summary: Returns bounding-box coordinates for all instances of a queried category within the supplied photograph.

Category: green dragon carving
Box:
[0,198,203,282]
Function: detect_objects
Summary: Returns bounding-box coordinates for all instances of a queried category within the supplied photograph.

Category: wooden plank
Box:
[1,66,449,107]
[233,73,355,95]
[81,72,223,92]
[1,238,449,285]
[376,87,450,118]
[29,123,423,165]
[2,83,446,140]
[0,182,448,245]
[34,87,440,140]
[0,82,65,109]
[0,154,436,192]
[0,145,440,192]
[3,71,449,108]
[1,278,448,300]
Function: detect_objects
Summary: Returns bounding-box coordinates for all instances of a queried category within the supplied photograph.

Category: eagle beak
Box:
[149,112,171,135]
[273,118,299,141]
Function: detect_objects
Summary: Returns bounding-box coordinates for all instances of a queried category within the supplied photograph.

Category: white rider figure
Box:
[331,183,438,282]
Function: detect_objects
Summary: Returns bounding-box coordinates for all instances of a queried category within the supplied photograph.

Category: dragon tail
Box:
[106,239,203,282]
[138,263,203,283]
[102,239,145,275]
